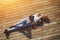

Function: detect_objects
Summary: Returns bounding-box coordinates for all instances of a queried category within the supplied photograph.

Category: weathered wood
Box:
[0,0,60,40]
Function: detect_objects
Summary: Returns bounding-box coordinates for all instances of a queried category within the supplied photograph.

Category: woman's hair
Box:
[29,15,34,23]
[40,16,50,23]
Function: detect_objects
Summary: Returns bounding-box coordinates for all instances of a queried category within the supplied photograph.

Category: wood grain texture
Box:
[0,0,60,40]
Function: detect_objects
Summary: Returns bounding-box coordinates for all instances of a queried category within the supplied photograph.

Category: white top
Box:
[32,14,41,24]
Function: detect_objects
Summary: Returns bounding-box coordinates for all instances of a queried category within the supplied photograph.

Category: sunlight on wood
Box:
[0,0,17,4]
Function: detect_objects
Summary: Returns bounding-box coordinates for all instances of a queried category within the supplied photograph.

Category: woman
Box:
[4,13,46,34]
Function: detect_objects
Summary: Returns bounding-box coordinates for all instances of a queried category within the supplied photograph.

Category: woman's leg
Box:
[8,27,19,31]
[4,26,20,39]
[4,23,23,34]
[8,23,24,32]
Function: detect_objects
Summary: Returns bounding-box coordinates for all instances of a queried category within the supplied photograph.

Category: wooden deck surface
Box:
[0,0,60,40]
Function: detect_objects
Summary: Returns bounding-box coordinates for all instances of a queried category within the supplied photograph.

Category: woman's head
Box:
[40,14,50,23]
